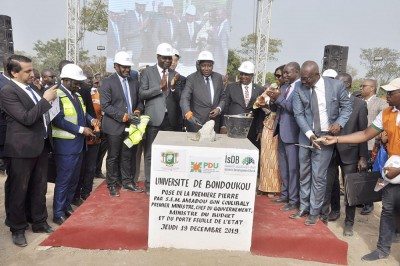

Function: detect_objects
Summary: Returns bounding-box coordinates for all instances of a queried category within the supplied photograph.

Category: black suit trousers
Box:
[322,148,357,225]
[7,141,50,233]
[144,113,178,189]
[106,132,137,187]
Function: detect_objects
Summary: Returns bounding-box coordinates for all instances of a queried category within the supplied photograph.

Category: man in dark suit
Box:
[0,55,57,246]
[51,64,98,225]
[100,51,144,197]
[152,0,180,48]
[124,0,150,65]
[209,8,229,75]
[177,5,200,50]
[221,61,264,147]
[267,62,301,211]
[180,51,226,133]
[139,43,182,194]
[0,53,12,169]
[291,61,352,225]
[320,73,368,233]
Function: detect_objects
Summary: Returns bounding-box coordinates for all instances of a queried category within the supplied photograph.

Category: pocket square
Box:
[332,97,337,101]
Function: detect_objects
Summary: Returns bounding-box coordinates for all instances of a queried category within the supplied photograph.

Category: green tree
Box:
[360,47,400,84]
[80,0,108,34]
[226,49,241,82]
[33,39,89,73]
[235,33,282,62]
[80,55,107,77]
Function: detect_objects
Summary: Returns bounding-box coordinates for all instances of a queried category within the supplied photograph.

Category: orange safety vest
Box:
[382,107,400,157]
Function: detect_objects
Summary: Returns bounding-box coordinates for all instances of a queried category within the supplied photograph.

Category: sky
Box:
[2,0,400,78]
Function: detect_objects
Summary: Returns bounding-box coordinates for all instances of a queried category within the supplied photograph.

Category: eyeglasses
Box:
[274,74,282,78]
[386,90,400,96]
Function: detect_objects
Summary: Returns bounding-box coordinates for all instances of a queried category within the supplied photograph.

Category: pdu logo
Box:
[191,162,219,172]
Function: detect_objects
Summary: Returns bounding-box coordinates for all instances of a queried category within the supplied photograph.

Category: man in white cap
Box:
[153,0,179,47]
[323,77,400,261]
[221,61,264,147]
[52,63,99,225]
[177,4,200,49]
[124,0,150,65]
[139,43,181,195]
[322,69,338,79]
[100,51,144,197]
[180,50,226,133]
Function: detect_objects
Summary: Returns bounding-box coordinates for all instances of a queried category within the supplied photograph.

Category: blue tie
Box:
[27,86,48,137]
[122,79,132,114]
[26,86,39,103]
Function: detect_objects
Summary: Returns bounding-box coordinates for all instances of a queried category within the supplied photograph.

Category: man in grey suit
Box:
[180,51,226,133]
[359,78,388,215]
[291,61,352,225]
[139,43,182,194]
[321,73,368,234]
[267,62,301,211]
[100,51,144,197]
[124,0,150,65]
[221,61,264,148]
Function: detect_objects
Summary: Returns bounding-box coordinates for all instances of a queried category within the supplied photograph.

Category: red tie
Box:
[284,85,291,99]
[161,70,168,96]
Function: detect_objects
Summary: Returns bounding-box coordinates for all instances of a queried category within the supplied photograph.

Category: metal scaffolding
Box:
[66,0,80,63]
[254,0,273,86]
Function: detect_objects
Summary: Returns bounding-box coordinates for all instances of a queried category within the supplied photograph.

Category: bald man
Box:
[291,61,352,225]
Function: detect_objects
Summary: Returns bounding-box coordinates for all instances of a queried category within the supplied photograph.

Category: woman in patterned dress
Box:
[257,65,285,197]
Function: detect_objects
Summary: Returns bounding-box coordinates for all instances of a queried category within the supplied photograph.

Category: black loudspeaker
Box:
[322,45,348,73]
[0,15,14,57]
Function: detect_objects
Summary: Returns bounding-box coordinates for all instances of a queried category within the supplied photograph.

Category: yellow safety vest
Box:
[52,89,86,139]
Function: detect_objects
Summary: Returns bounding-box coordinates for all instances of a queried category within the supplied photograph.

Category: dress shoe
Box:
[65,209,74,217]
[320,216,328,226]
[280,203,298,211]
[53,216,67,226]
[32,223,54,234]
[289,209,308,219]
[12,231,27,247]
[360,204,374,215]
[71,197,84,207]
[272,197,288,204]
[81,194,89,201]
[343,224,353,236]
[109,186,120,197]
[361,250,388,261]
[122,183,143,193]
[328,210,340,221]
[305,215,319,226]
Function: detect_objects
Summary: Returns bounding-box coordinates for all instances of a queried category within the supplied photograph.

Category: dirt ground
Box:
[0,169,399,266]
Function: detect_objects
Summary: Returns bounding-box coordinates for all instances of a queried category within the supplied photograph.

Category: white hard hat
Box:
[322,69,338,78]
[135,0,147,5]
[156,43,174,56]
[173,48,180,57]
[382,155,400,184]
[60,64,86,81]
[238,61,255,74]
[197,51,214,62]
[163,0,174,7]
[114,51,134,66]
[185,4,196,16]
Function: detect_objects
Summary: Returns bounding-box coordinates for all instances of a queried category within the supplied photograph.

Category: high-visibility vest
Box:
[382,107,400,157]
[52,89,86,139]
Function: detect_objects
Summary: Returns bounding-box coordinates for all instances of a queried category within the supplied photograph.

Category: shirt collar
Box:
[11,79,28,90]
[157,65,168,75]
[392,106,399,112]
[242,83,252,88]
[1,73,10,80]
